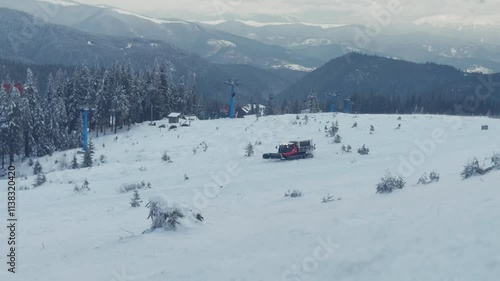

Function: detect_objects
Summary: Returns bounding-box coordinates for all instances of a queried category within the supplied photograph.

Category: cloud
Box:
[74,0,500,24]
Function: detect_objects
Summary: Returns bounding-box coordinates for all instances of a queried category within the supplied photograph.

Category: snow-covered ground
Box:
[1,113,500,281]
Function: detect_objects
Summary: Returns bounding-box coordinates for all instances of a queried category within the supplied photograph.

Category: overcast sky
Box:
[74,0,499,24]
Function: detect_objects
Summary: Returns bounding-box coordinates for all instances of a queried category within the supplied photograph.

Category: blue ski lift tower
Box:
[327,92,339,113]
[225,78,241,119]
[342,97,355,114]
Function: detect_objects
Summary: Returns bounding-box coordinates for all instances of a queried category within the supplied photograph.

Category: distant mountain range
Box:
[0,2,499,108]
[0,0,320,71]
[279,53,500,103]
[0,8,301,102]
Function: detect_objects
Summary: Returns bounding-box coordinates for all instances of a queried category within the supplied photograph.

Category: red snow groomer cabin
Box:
[263,139,315,160]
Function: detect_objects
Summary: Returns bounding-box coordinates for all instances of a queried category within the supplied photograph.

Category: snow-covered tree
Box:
[2,84,23,164]
[145,195,204,232]
[358,145,370,155]
[245,142,254,157]
[33,172,47,188]
[308,90,320,113]
[71,154,79,169]
[82,139,95,168]
[130,190,142,207]
[33,160,42,175]
[376,172,405,194]
[264,94,276,116]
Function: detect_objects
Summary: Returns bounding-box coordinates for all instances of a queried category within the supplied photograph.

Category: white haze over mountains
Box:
[74,0,500,25]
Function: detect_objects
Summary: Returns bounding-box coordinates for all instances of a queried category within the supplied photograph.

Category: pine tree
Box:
[23,69,53,157]
[33,172,47,188]
[130,190,142,207]
[3,85,23,164]
[33,160,42,175]
[264,95,275,116]
[82,139,95,168]
[245,142,255,157]
[308,90,320,113]
[71,154,79,169]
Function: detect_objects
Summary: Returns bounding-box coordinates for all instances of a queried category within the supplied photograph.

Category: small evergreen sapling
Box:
[327,122,339,137]
[429,171,440,182]
[33,160,42,175]
[74,179,90,194]
[245,142,255,157]
[352,122,357,128]
[321,194,336,203]
[492,153,500,170]
[461,158,486,179]
[161,152,172,163]
[284,190,303,198]
[334,135,342,144]
[417,171,440,185]
[33,172,46,188]
[370,125,375,134]
[130,190,142,207]
[376,172,406,194]
[341,145,352,153]
[145,196,204,232]
[71,154,79,169]
[357,145,369,155]
[82,140,95,168]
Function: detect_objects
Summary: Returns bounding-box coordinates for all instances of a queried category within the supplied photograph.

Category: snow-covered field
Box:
[1,113,500,281]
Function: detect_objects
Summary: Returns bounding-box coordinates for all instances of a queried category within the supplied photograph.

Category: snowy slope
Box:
[1,113,500,281]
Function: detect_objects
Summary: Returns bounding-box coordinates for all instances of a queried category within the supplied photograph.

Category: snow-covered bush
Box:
[417,171,440,185]
[19,185,31,191]
[491,153,500,170]
[71,154,79,169]
[99,155,107,164]
[74,179,90,194]
[245,142,255,157]
[417,173,428,185]
[33,160,42,175]
[341,145,352,153]
[461,158,487,179]
[28,158,34,167]
[161,152,172,163]
[284,190,303,198]
[58,155,69,170]
[118,181,152,193]
[326,122,339,137]
[370,125,375,134]
[184,173,189,181]
[352,122,357,128]
[33,172,46,188]
[130,190,142,207]
[82,140,95,168]
[144,195,204,232]
[376,172,406,194]
[334,135,342,144]
[321,194,336,203]
[357,145,370,155]
[429,171,440,182]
